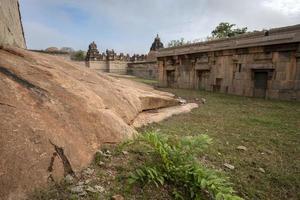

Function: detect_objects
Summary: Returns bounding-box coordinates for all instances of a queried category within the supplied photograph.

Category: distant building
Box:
[85,35,163,78]
[85,41,102,61]
[157,24,300,101]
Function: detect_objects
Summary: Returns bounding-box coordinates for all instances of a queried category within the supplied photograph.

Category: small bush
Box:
[128,132,243,200]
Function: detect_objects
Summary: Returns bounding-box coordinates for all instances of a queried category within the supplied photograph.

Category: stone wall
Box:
[108,60,128,75]
[86,60,129,74]
[127,61,158,79]
[87,60,108,72]
[158,25,300,101]
[158,44,300,100]
[0,0,26,48]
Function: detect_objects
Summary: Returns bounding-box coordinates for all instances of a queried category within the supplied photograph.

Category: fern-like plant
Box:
[128,132,243,200]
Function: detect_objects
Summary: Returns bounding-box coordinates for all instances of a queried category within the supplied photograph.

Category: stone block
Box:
[267,89,279,99]
[275,72,286,80]
[275,62,288,72]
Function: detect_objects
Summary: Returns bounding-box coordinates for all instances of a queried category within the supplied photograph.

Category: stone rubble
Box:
[112,194,125,200]
[258,168,266,173]
[224,163,235,170]
[236,146,247,151]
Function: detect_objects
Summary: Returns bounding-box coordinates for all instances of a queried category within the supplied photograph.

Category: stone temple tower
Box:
[150,34,164,51]
[85,41,101,61]
[148,34,164,61]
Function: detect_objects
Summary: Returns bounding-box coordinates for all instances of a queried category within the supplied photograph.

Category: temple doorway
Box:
[166,70,175,87]
[197,70,210,90]
[254,71,268,98]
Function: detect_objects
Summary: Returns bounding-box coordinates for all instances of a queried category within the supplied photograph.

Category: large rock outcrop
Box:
[0,47,179,200]
[0,0,26,48]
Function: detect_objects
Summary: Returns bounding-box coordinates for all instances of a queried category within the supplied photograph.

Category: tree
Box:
[71,50,86,61]
[211,22,248,39]
[168,38,191,47]
[60,47,74,53]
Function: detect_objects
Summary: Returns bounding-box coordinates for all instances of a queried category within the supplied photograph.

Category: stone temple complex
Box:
[85,35,164,78]
[157,25,300,101]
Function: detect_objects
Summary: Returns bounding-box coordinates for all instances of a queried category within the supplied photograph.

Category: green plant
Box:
[168,38,191,47]
[129,132,243,200]
[71,50,86,61]
[211,22,248,38]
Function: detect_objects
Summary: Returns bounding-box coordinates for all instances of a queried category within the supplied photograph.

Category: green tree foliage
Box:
[71,50,86,61]
[211,22,248,39]
[168,38,191,47]
[60,47,74,53]
[129,132,243,200]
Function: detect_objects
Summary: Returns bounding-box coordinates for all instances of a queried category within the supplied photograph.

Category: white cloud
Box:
[262,0,300,15]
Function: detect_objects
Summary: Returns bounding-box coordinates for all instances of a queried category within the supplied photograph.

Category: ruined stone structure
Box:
[127,35,164,79]
[85,41,101,61]
[85,42,147,74]
[157,25,300,101]
[0,0,26,48]
[150,34,164,51]
[85,36,163,77]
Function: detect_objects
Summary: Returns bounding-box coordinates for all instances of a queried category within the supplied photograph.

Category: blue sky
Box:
[20,0,300,54]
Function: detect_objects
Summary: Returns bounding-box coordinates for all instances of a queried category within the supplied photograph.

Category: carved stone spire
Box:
[86,41,101,61]
[150,34,164,51]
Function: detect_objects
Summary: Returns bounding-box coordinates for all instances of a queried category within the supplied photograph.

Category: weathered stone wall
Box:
[158,25,300,101]
[86,60,128,74]
[158,44,300,100]
[87,60,108,72]
[108,60,128,75]
[0,0,26,48]
[127,61,158,79]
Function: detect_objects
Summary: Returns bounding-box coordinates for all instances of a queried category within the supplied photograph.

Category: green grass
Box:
[126,77,158,86]
[140,88,300,200]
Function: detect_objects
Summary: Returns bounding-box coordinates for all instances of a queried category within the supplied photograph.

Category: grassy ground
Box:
[30,78,300,200]
[141,88,300,200]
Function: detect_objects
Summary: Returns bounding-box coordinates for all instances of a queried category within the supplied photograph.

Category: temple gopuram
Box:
[85,41,101,61]
[150,34,164,51]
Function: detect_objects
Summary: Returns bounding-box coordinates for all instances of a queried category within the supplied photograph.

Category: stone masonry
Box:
[86,35,164,77]
[157,24,300,101]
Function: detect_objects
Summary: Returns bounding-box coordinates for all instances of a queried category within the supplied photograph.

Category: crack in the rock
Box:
[0,102,16,108]
[0,66,48,99]
[49,140,75,177]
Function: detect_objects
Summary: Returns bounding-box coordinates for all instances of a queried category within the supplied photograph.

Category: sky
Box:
[20,0,300,54]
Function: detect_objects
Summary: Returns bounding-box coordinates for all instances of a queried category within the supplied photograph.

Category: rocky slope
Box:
[0,47,179,200]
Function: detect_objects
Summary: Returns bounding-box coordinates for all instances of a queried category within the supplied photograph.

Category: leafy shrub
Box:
[128,132,243,200]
